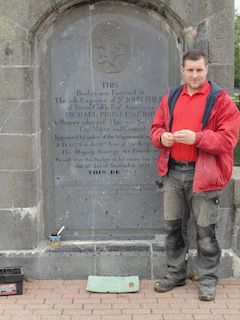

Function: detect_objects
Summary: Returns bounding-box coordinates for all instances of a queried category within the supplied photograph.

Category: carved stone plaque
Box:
[39,1,181,239]
[92,20,131,73]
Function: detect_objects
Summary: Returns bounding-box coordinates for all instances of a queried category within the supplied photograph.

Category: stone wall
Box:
[0,0,239,279]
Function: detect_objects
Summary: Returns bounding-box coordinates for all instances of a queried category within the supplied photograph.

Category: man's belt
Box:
[169,159,196,168]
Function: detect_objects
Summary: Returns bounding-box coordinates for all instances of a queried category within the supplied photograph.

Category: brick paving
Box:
[0,279,240,320]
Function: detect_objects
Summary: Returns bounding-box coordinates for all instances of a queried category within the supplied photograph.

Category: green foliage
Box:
[233,93,240,109]
[235,14,240,87]
[234,14,240,165]
[235,141,240,166]
[233,94,240,166]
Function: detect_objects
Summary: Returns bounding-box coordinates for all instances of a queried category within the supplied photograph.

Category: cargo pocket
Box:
[193,190,222,226]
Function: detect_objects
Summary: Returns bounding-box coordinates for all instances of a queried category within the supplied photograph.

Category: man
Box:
[150,49,240,301]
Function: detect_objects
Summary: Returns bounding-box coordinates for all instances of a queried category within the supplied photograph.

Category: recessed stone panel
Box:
[39,1,182,239]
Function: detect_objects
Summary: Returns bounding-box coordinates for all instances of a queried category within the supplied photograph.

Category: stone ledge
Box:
[0,241,238,279]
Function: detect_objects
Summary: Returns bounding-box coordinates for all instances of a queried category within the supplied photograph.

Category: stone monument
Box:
[0,0,239,279]
[39,1,182,240]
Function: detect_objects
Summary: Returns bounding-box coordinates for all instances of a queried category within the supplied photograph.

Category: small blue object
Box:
[86,275,140,293]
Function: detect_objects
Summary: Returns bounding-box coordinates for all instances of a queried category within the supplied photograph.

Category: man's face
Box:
[181,57,208,94]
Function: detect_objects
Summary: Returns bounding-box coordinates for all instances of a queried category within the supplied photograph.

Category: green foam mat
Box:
[86,275,140,293]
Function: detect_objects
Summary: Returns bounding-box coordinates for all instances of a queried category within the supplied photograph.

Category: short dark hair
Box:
[182,50,208,67]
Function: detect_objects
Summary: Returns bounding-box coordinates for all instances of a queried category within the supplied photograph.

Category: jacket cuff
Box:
[195,132,202,145]
[159,134,170,150]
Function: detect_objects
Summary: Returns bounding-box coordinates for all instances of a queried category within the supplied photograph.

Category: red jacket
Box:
[150,87,240,192]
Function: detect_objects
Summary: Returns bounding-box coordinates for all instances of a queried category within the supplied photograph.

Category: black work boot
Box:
[154,275,186,293]
[199,282,216,301]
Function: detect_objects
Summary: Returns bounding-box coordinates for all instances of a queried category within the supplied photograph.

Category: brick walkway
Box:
[0,279,240,320]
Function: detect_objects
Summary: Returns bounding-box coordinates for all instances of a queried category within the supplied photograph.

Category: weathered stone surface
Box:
[216,208,234,249]
[209,37,234,65]
[218,252,234,278]
[0,135,33,170]
[0,252,95,279]
[0,67,33,100]
[220,180,233,208]
[233,167,240,207]
[152,240,167,278]
[96,251,151,278]
[0,40,32,66]
[0,101,34,134]
[95,243,151,278]
[12,171,37,207]
[152,242,165,252]
[0,242,236,279]
[46,243,95,253]
[236,229,240,257]
[169,0,229,26]
[0,15,27,41]
[234,180,240,207]
[208,4,234,64]
[32,132,41,171]
[208,64,234,94]
[0,171,36,208]
[36,255,95,279]
[96,243,150,252]
[152,251,167,279]
[0,209,38,250]
[0,0,57,31]
[233,207,240,257]
[192,21,209,55]
[0,172,12,207]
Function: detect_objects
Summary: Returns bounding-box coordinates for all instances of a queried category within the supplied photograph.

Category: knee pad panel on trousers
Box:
[164,219,185,250]
[197,225,220,257]
[164,218,182,232]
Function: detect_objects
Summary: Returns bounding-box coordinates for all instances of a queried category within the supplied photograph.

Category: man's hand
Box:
[173,129,196,145]
[160,132,175,147]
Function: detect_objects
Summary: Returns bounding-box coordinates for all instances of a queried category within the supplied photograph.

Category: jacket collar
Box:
[181,81,211,96]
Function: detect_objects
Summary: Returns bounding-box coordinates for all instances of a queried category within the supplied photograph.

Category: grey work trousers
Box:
[161,165,222,284]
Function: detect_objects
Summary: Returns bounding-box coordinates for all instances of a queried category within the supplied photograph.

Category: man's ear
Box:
[181,65,184,75]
